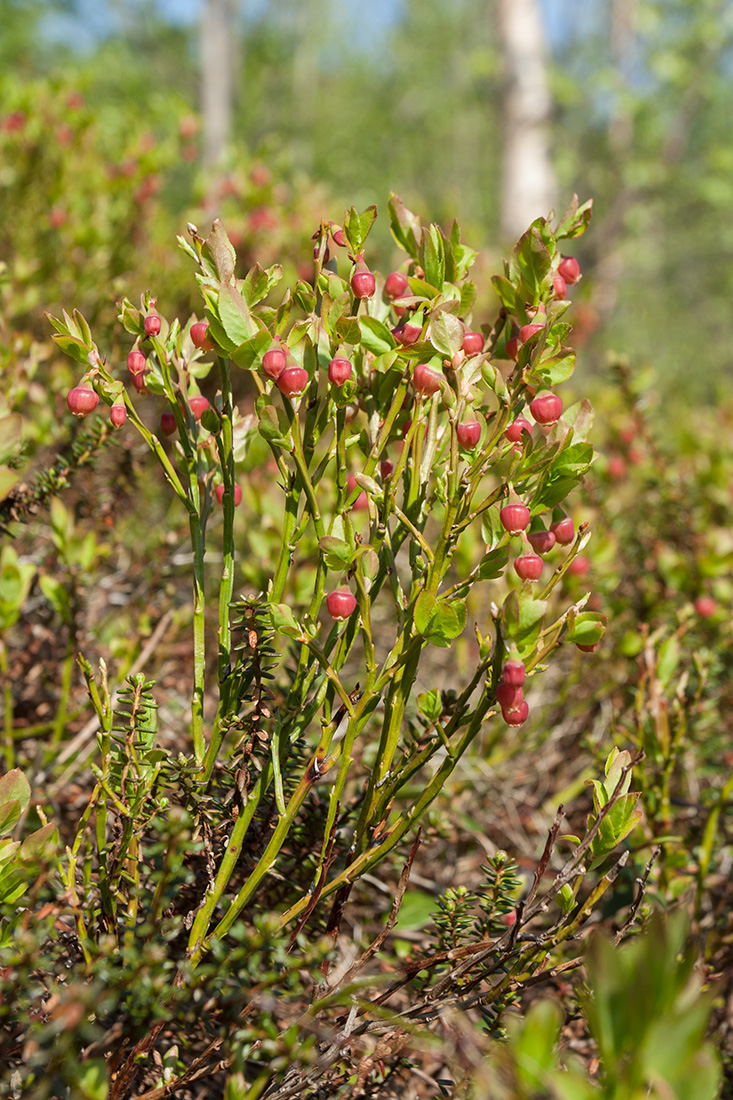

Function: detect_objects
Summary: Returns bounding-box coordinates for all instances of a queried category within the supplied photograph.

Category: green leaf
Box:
[460,280,477,316]
[417,689,442,723]
[0,837,20,867]
[203,219,236,282]
[562,398,594,440]
[257,404,288,447]
[0,415,22,465]
[0,469,19,503]
[503,593,547,653]
[428,310,464,357]
[491,275,518,312]
[535,475,581,510]
[76,1058,109,1100]
[324,290,352,337]
[406,276,439,301]
[414,591,438,635]
[550,442,594,478]
[231,329,271,370]
[269,603,302,639]
[218,284,258,344]
[294,281,316,313]
[657,635,681,688]
[419,224,445,289]
[335,316,361,345]
[388,192,421,257]
[39,575,73,624]
[358,316,396,356]
[0,799,21,835]
[555,883,576,914]
[480,503,505,550]
[429,599,467,645]
[370,350,399,374]
[19,823,58,863]
[415,593,466,647]
[566,611,607,647]
[343,204,378,255]
[534,347,576,387]
[241,263,283,307]
[318,536,353,570]
[52,333,92,364]
[514,221,553,299]
[603,747,633,800]
[555,194,593,240]
[476,547,510,580]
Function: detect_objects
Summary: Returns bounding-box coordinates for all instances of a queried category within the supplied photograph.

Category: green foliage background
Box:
[3,0,732,400]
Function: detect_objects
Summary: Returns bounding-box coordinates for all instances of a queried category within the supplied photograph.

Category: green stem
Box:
[204,360,237,780]
[279,687,493,929]
[696,767,733,918]
[0,641,14,769]
[287,407,325,542]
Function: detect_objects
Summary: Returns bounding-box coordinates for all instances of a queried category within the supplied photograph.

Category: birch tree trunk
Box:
[497,0,557,241]
[201,0,238,174]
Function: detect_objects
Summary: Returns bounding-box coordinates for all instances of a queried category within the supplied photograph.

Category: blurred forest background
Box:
[2,0,733,404]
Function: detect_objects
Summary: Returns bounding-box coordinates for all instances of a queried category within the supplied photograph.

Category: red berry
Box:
[567,555,590,576]
[131,372,148,394]
[502,660,526,687]
[393,323,422,346]
[144,314,161,337]
[462,330,484,355]
[160,410,177,436]
[529,392,563,425]
[215,483,242,506]
[189,395,210,421]
[500,503,531,534]
[457,420,482,450]
[110,403,127,429]
[328,357,353,386]
[496,683,523,709]
[519,322,544,345]
[553,275,568,300]
[514,554,543,581]
[263,344,287,380]
[505,336,519,360]
[505,417,532,444]
[607,455,627,480]
[66,385,99,418]
[190,321,213,350]
[127,349,147,376]
[277,367,309,397]
[413,364,442,396]
[502,700,529,726]
[694,596,717,619]
[551,517,575,544]
[326,588,357,621]
[331,227,347,247]
[576,642,599,653]
[351,256,375,299]
[558,256,581,284]
[528,529,556,554]
[380,460,394,479]
[384,271,409,299]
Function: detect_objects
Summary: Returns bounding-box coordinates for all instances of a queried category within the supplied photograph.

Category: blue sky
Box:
[43,0,576,54]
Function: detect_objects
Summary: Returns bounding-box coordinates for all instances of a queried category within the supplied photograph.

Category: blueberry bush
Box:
[0,184,727,1098]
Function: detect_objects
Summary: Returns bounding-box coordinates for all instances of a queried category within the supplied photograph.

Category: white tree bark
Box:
[201,0,238,174]
[497,0,557,241]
